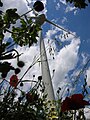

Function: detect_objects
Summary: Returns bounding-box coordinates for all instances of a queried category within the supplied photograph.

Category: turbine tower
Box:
[39,31,55,101]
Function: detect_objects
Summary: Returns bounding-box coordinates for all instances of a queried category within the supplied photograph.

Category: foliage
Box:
[61,94,90,112]
[0,2,41,48]
[0,0,42,84]
[66,0,90,9]
[0,78,47,120]
[12,19,40,47]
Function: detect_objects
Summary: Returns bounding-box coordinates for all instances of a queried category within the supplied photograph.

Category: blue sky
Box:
[46,0,90,53]
[42,0,90,88]
[47,0,90,52]
[1,0,90,118]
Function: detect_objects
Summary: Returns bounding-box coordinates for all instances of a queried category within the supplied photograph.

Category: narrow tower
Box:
[39,31,55,101]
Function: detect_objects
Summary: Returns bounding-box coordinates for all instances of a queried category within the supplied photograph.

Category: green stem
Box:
[46,19,77,38]
[73,110,76,120]
[20,8,34,17]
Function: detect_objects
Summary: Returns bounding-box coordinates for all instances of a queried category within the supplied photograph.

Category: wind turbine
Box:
[23,0,77,101]
[33,8,77,102]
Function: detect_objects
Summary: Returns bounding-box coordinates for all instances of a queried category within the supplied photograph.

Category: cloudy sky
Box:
[1,0,90,118]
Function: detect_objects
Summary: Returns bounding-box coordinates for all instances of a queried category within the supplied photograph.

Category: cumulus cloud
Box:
[86,68,90,86]
[84,108,90,119]
[65,5,78,15]
[55,3,61,10]
[43,28,80,95]
[59,0,66,5]
[61,17,68,24]
[1,0,47,18]
[46,28,58,39]
[1,0,28,15]
[57,0,78,15]
[65,6,76,13]
[52,37,80,92]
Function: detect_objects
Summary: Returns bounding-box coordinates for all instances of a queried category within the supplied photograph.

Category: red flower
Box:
[10,75,18,88]
[26,92,38,103]
[26,93,34,103]
[61,94,90,112]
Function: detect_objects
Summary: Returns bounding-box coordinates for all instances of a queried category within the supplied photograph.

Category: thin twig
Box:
[19,38,54,82]
[46,19,78,38]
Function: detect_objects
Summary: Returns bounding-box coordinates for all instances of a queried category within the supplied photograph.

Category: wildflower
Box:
[20,82,23,87]
[26,92,38,103]
[1,72,7,78]
[10,75,18,88]
[61,94,90,112]
[33,1,44,12]
[17,61,25,68]
[15,68,21,74]
[38,76,42,80]
[26,93,34,103]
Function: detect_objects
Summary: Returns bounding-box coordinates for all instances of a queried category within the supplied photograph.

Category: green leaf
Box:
[0,16,4,28]
[11,23,40,47]
[0,32,4,41]
[20,19,27,27]
[0,1,3,7]
[3,8,19,26]
[66,0,88,9]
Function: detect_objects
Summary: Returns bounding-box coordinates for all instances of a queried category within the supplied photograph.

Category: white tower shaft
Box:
[40,31,55,101]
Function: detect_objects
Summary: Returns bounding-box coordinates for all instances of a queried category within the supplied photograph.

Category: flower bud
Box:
[33,1,44,12]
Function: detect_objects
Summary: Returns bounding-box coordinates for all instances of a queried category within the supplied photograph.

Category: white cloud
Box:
[1,0,28,15]
[46,28,58,39]
[59,0,66,5]
[65,5,77,15]
[74,9,78,15]
[61,17,68,24]
[86,68,90,86]
[52,38,80,94]
[84,108,90,119]
[81,53,87,64]
[1,0,47,17]
[55,3,61,10]
[57,0,78,15]
[42,28,80,95]
[65,6,75,13]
